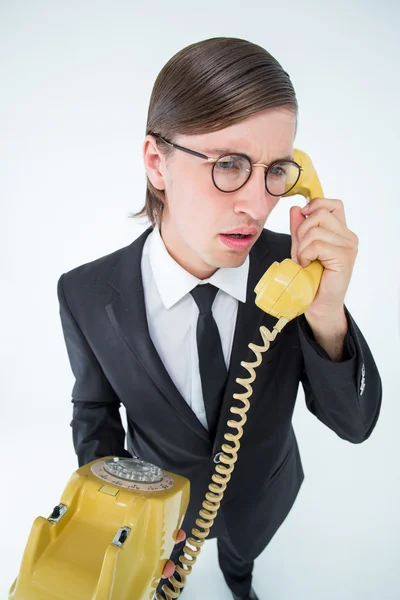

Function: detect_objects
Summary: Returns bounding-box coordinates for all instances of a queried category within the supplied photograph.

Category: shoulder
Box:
[57,227,151,304]
[59,244,128,295]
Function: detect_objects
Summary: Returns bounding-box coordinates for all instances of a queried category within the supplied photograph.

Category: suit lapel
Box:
[105,226,276,449]
[105,227,211,443]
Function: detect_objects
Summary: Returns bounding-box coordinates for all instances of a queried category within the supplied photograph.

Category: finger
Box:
[289,205,306,263]
[298,240,354,269]
[162,559,175,579]
[297,208,355,245]
[297,226,356,260]
[160,530,186,579]
[176,529,186,543]
[301,198,347,226]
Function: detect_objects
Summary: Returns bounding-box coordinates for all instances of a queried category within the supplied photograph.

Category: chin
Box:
[215,252,249,269]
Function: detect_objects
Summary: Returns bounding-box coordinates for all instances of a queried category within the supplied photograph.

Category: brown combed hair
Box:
[131,37,298,229]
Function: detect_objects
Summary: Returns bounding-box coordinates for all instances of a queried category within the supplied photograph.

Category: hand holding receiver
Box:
[255,148,325,320]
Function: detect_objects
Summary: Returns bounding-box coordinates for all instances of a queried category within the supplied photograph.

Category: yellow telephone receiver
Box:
[8,149,324,600]
[254,148,324,321]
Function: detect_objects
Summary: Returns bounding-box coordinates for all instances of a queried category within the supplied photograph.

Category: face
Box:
[143,107,296,279]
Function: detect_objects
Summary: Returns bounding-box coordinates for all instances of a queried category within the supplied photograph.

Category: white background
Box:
[1,1,399,599]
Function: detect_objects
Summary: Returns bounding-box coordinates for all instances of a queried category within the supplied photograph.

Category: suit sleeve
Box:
[297,304,382,443]
[57,273,132,467]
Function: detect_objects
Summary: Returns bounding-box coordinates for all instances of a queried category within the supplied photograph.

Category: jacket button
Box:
[213,452,223,464]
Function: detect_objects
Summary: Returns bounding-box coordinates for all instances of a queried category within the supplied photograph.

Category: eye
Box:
[215,155,245,171]
[216,160,235,170]
[269,163,289,178]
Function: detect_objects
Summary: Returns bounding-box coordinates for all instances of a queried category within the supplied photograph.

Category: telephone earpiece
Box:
[254,149,324,321]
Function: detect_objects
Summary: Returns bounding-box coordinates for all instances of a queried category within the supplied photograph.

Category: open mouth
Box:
[223,233,252,239]
[219,233,255,249]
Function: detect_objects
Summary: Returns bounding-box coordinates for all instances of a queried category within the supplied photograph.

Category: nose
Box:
[232,168,274,221]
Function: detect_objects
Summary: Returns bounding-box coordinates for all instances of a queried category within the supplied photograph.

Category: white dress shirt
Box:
[140,226,249,431]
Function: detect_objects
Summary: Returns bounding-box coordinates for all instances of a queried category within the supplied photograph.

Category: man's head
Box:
[137,37,298,279]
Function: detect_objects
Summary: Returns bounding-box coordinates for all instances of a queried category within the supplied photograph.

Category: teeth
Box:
[228,234,245,238]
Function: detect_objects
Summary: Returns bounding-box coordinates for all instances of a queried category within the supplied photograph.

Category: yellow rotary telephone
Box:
[8,149,324,600]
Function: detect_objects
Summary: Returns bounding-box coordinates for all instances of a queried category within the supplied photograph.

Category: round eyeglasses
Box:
[152,134,303,196]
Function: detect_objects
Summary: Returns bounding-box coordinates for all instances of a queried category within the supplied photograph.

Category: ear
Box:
[143,135,167,191]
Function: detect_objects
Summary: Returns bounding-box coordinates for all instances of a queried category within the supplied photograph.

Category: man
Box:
[57,37,382,600]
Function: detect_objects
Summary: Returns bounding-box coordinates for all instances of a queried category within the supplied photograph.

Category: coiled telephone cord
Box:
[156,316,289,600]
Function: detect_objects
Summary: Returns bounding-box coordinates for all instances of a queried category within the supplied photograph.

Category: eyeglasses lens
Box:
[212,155,300,195]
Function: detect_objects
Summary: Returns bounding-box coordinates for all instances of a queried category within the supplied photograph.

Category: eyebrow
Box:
[202,147,294,162]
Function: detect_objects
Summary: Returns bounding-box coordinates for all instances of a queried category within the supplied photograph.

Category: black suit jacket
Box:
[57,226,382,560]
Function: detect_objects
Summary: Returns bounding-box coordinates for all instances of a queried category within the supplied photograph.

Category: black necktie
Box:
[190,284,228,438]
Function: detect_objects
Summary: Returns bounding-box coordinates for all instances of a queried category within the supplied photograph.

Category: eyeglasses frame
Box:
[151,133,303,196]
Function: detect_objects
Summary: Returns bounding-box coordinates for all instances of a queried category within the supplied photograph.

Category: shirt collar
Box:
[149,225,249,309]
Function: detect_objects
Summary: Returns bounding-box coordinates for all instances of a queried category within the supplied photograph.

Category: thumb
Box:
[289,205,305,264]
